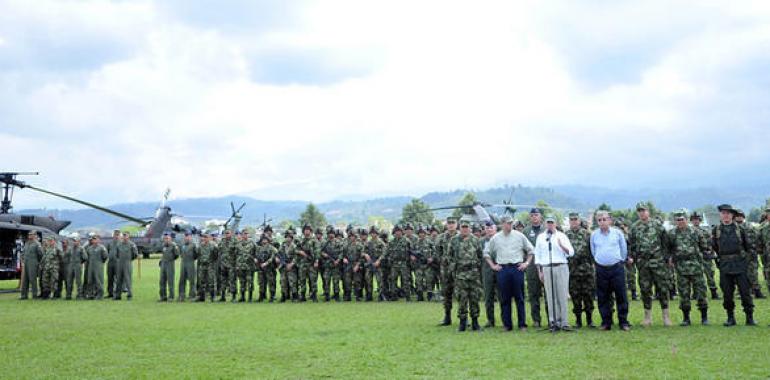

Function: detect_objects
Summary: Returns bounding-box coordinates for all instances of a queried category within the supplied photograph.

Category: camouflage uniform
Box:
[481,233,499,326]
[197,239,218,301]
[85,241,108,299]
[318,233,337,301]
[297,234,319,301]
[278,237,299,301]
[236,238,257,302]
[759,219,770,295]
[566,226,595,326]
[405,229,419,297]
[426,230,441,300]
[178,240,199,301]
[114,239,138,300]
[365,233,386,301]
[668,224,709,322]
[63,240,87,299]
[522,224,546,326]
[694,222,719,297]
[411,234,433,301]
[628,218,670,311]
[451,232,483,330]
[385,231,412,301]
[106,236,119,298]
[737,219,762,297]
[40,240,63,299]
[20,237,43,299]
[159,240,180,301]
[342,235,364,301]
[438,228,458,316]
[217,236,238,301]
[256,240,278,301]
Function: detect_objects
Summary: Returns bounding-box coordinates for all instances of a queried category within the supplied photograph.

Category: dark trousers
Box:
[498,265,527,329]
[720,271,753,314]
[596,263,629,328]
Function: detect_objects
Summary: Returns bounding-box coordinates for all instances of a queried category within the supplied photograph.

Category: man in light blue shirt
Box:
[590,211,632,331]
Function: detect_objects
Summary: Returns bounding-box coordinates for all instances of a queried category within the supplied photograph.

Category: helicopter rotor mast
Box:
[0,172,39,214]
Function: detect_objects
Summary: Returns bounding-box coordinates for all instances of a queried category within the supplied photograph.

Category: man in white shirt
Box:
[535,215,574,332]
[484,216,534,331]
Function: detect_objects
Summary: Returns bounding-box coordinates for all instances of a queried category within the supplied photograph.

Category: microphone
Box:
[546,230,552,242]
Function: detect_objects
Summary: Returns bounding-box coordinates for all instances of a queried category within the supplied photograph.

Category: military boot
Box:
[269,292,275,303]
[700,309,709,325]
[642,309,652,327]
[680,310,691,326]
[439,310,452,326]
[427,292,433,301]
[710,288,720,300]
[471,318,481,331]
[333,293,340,302]
[458,318,467,332]
[238,291,246,303]
[723,310,736,327]
[586,311,596,328]
[195,295,205,302]
[365,293,373,302]
[257,292,265,302]
[746,311,757,326]
[575,313,583,328]
[299,294,307,302]
[231,292,238,303]
[631,290,638,301]
[484,320,495,328]
[279,294,287,303]
[754,289,766,299]
[311,292,318,302]
[417,292,424,302]
[219,292,226,302]
[662,308,672,327]
[248,291,253,303]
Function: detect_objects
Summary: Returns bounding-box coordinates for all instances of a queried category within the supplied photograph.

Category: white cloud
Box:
[2,0,770,210]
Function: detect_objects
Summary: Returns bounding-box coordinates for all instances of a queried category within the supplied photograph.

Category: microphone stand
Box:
[547,231,559,332]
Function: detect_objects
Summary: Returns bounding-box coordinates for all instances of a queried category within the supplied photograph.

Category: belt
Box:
[500,263,521,267]
[540,263,565,267]
[595,262,623,269]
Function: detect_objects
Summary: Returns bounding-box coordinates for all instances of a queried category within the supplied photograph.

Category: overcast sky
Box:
[3,0,770,209]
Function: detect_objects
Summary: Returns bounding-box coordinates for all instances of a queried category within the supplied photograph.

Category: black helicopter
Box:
[0,172,172,279]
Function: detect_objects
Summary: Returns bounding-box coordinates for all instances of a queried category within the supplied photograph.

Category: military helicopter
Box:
[0,172,172,278]
[416,202,539,225]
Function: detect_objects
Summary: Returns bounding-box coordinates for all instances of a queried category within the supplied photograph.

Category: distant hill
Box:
[17,184,769,230]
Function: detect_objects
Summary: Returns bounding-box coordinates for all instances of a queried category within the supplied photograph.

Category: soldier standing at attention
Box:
[344,230,364,301]
[713,204,756,326]
[437,217,458,325]
[566,213,596,328]
[20,232,43,300]
[522,208,546,328]
[376,225,412,302]
[667,210,710,326]
[85,235,108,300]
[106,229,120,299]
[236,230,257,302]
[279,230,299,302]
[257,234,278,302]
[318,226,334,301]
[628,202,672,327]
[114,232,138,300]
[159,234,180,302]
[451,220,484,331]
[297,225,320,302]
[481,221,499,328]
[691,212,720,299]
[217,230,236,302]
[735,210,765,298]
[365,227,386,302]
[759,208,770,298]
[412,226,433,302]
[39,237,63,299]
[63,235,87,300]
[53,239,67,299]
[196,233,218,302]
[178,232,199,302]
[426,226,441,301]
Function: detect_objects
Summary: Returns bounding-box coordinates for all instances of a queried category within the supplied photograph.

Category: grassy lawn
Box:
[1,258,768,379]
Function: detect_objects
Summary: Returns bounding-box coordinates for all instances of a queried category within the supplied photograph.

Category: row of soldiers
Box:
[19,231,138,300]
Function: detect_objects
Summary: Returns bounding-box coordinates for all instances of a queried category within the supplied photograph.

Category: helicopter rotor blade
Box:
[24,184,150,226]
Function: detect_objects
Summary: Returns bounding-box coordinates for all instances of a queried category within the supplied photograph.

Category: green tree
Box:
[368,215,393,232]
[399,198,435,226]
[452,192,478,219]
[298,203,327,229]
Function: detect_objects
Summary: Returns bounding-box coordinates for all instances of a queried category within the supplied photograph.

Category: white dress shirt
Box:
[534,230,574,265]
[483,230,534,265]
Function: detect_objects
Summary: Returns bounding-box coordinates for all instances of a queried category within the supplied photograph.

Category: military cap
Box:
[335,229,344,237]
[302,224,313,232]
[672,209,688,219]
[500,216,513,224]
[530,208,542,214]
[27,231,36,236]
[163,232,171,237]
[89,234,98,240]
[484,220,494,227]
[544,215,556,223]
[369,226,379,234]
[113,229,121,234]
[283,230,294,238]
[404,224,414,231]
[514,220,525,228]
[315,227,324,234]
[446,216,458,223]
[459,219,470,227]
[346,224,354,232]
[380,232,389,240]
[392,225,402,233]
[765,206,770,213]
[70,233,80,240]
[43,235,55,241]
[201,232,210,237]
[635,202,648,211]
[717,204,738,214]
[264,225,273,233]
[184,231,191,236]
[735,209,746,217]
[259,235,269,243]
[326,225,335,233]
[471,225,481,233]
[417,226,427,234]
[568,212,580,219]
[689,211,702,220]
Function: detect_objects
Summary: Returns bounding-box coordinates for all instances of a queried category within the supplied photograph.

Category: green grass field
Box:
[1,259,769,379]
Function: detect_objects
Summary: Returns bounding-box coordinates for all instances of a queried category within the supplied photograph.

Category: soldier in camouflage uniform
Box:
[404,224,419,298]
[256,234,278,302]
[712,204,756,326]
[437,217,458,325]
[159,234,180,302]
[53,239,67,299]
[63,235,87,300]
[297,225,320,302]
[667,210,710,326]
[616,220,638,300]
[522,208,547,328]
[343,230,364,301]
[20,232,43,300]
[317,226,333,301]
[196,233,218,302]
[628,202,672,326]
[278,230,299,302]
[217,230,237,302]
[378,225,412,302]
[481,222,498,327]
[364,227,386,301]
[411,227,433,302]
[451,220,483,331]
[378,231,392,300]
[735,210,765,298]
[691,212,720,299]
[39,237,62,299]
[85,235,108,299]
[427,226,441,301]
[759,208,770,296]
[178,233,199,302]
[106,230,120,299]
[566,213,596,328]
[235,231,257,302]
[114,233,138,300]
